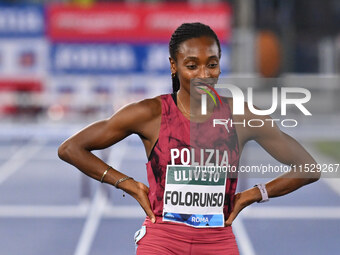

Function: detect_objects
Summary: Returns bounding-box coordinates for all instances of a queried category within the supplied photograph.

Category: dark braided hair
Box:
[169,22,222,93]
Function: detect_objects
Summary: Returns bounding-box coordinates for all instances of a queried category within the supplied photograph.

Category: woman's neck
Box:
[177,89,215,118]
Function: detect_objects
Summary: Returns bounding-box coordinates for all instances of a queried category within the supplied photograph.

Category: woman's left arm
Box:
[225,115,320,226]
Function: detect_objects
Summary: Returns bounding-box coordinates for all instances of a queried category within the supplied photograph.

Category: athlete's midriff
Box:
[146,94,239,221]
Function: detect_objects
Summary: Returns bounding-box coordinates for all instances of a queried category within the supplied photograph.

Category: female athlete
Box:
[58,23,320,254]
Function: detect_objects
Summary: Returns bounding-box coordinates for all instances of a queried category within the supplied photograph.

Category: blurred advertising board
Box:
[0,3,232,118]
[0,5,45,38]
[0,5,47,76]
[50,43,230,74]
[0,39,48,76]
[47,3,232,75]
[47,3,231,43]
[0,5,46,116]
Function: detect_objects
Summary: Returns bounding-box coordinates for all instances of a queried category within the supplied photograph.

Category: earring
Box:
[171,73,176,78]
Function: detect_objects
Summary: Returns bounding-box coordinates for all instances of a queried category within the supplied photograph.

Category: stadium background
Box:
[0,1,339,255]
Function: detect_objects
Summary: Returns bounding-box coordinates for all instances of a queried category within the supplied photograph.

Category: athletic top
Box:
[146,93,239,220]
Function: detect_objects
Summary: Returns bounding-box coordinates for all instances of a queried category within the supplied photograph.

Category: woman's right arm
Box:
[58,97,161,222]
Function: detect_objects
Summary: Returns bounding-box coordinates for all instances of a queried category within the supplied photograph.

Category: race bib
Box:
[163,165,226,228]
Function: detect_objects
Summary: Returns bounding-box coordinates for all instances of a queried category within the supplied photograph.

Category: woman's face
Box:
[170,36,221,99]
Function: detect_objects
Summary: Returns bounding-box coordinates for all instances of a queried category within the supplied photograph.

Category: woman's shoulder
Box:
[120,95,162,121]
[138,95,162,114]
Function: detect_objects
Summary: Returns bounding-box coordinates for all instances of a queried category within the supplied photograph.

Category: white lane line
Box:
[0,205,89,218]
[242,206,340,219]
[0,138,45,185]
[233,215,256,255]
[103,205,145,218]
[74,141,128,255]
[74,187,107,255]
[0,205,144,218]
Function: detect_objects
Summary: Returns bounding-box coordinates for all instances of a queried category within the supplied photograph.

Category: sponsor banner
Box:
[50,43,230,74]
[163,165,226,228]
[0,39,48,76]
[47,3,231,43]
[0,79,42,91]
[0,5,45,37]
